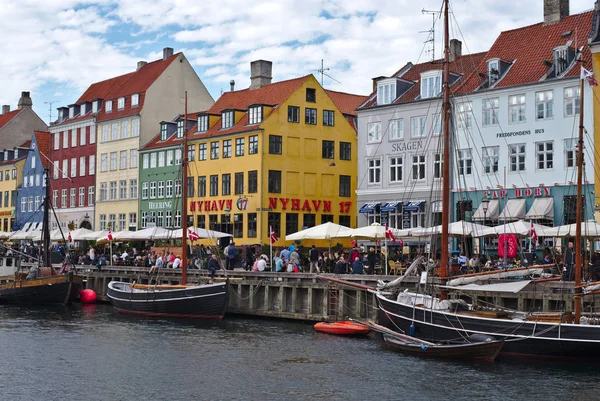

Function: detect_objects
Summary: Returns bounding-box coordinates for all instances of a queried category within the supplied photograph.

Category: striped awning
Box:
[403,201,425,212]
[359,202,380,213]
[498,199,526,221]
[472,200,500,221]
[525,197,554,220]
[381,201,402,213]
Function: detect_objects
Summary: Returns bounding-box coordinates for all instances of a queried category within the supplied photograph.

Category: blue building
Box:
[15,131,51,232]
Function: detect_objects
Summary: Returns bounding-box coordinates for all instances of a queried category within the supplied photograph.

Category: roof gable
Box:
[0,109,23,131]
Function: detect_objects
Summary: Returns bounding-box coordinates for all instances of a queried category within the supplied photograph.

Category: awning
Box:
[525,197,554,220]
[381,201,402,213]
[359,202,380,213]
[498,199,526,221]
[403,201,425,212]
[23,222,32,232]
[431,201,443,213]
[472,200,500,221]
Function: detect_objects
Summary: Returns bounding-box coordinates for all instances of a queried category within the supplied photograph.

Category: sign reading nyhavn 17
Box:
[268,197,352,214]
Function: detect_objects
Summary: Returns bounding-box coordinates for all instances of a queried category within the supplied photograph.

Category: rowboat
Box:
[314,321,371,336]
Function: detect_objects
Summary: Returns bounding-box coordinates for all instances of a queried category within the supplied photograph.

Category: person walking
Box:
[564,241,575,281]
[367,247,376,275]
[309,245,319,273]
[207,254,219,283]
[226,242,237,270]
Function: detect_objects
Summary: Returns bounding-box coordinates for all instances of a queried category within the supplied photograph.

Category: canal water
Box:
[0,304,597,401]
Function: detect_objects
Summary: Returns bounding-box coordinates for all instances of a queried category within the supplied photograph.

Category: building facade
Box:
[0,147,27,231]
[94,47,214,231]
[588,0,600,220]
[0,92,47,149]
[186,61,366,246]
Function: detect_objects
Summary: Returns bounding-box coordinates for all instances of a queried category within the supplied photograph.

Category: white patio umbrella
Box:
[81,230,109,241]
[285,222,353,241]
[68,228,95,241]
[480,220,554,237]
[411,221,490,237]
[544,220,600,237]
[171,226,232,240]
[128,226,175,240]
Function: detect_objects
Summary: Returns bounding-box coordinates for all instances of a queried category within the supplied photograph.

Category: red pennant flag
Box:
[187,228,199,241]
[68,232,72,243]
[269,225,278,244]
[582,67,598,86]
[107,230,113,241]
[530,221,537,245]
[385,223,396,243]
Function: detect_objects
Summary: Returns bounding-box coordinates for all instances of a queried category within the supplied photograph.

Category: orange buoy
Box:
[80,289,97,304]
[314,321,371,336]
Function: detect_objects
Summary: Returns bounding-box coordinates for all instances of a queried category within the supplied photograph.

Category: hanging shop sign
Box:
[391,141,424,153]
[149,201,173,210]
[268,197,352,214]
[189,199,233,212]
[483,187,551,199]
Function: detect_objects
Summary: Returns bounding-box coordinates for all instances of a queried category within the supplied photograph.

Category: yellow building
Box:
[0,148,26,232]
[187,60,367,246]
[589,6,600,220]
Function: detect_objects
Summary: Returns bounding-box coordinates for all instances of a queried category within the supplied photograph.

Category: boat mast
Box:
[181,92,189,286]
[574,74,585,324]
[42,167,51,267]
[440,0,451,289]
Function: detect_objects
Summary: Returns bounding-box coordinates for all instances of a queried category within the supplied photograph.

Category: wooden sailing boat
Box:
[0,167,82,305]
[375,0,600,359]
[107,92,229,319]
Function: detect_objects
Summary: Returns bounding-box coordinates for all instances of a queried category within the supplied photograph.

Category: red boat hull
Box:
[314,321,371,336]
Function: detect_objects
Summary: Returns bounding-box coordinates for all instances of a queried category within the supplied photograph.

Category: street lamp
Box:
[481,196,490,256]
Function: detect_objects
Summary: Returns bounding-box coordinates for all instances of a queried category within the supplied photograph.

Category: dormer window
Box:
[488,60,500,85]
[221,111,234,129]
[198,115,208,132]
[377,79,397,105]
[105,101,112,113]
[177,120,184,138]
[420,71,442,99]
[160,123,168,141]
[92,101,99,113]
[131,94,139,107]
[248,106,262,124]
[118,97,125,110]
[69,107,75,119]
[553,46,575,77]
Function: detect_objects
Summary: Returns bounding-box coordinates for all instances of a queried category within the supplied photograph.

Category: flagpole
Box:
[110,239,113,265]
[529,219,533,253]
[384,236,388,275]
[270,237,273,271]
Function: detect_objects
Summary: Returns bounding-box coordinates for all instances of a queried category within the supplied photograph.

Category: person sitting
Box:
[334,256,347,275]
[275,256,286,272]
[257,255,267,272]
[351,257,364,275]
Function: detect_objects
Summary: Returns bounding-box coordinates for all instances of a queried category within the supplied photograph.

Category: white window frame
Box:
[142,154,149,169]
[198,116,208,132]
[509,143,526,172]
[483,146,499,174]
[488,59,500,85]
[420,71,442,99]
[89,155,95,175]
[389,156,403,183]
[80,127,86,146]
[120,150,127,170]
[457,149,472,175]
[367,158,382,185]
[158,151,165,168]
[119,180,127,200]
[412,155,426,181]
[564,86,580,117]
[109,181,117,200]
[90,125,96,144]
[117,97,125,110]
[535,90,553,120]
[367,122,381,143]
[508,94,526,124]
[88,186,95,205]
[131,94,139,107]
[62,159,68,178]
[388,119,403,140]
[54,133,60,150]
[71,129,77,148]
[79,187,85,206]
[433,153,443,179]
[63,131,68,148]
[221,111,234,129]
[536,141,553,170]
[432,114,441,136]
[142,182,149,199]
[99,183,107,201]
[105,100,112,113]
[377,79,396,105]
[70,188,75,207]
[248,106,262,124]
[482,98,499,126]
[131,118,139,137]
[410,116,426,138]
[79,157,86,177]
[61,189,67,208]
[110,152,117,171]
[456,102,473,130]
[130,179,137,199]
[150,152,157,168]
[130,149,137,169]
[101,125,108,142]
[564,138,576,168]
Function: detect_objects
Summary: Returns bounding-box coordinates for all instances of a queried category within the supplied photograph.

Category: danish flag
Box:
[107,230,113,241]
[269,225,278,244]
[582,67,598,86]
[530,221,537,245]
[67,232,72,243]
[187,228,199,241]
[385,223,396,243]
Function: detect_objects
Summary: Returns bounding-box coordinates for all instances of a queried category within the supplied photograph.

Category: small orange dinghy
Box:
[314,321,371,336]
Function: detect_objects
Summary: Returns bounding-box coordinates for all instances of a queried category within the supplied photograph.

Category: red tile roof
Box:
[325,90,368,116]
[140,130,183,151]
[456,11,594,93]
[33,131,51,169]
[96,54,181,123]
[0,109,23,130]
[76,73,135,104]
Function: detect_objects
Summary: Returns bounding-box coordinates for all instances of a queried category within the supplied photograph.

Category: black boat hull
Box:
[376,293,600,359]
[0,274,83,305]
[107,281,228,319]
[382,334,504,360]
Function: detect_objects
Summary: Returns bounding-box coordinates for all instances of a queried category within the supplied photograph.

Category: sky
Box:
[0,0,594,124]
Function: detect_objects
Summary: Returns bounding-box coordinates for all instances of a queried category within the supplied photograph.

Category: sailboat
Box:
[375,0,600,359]
[0,169,82,305]
[107,93,229,319]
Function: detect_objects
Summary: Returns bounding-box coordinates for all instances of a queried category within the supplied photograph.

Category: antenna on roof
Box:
[44,101,57,124]
[421,8,441,61]
[315,59,340,87]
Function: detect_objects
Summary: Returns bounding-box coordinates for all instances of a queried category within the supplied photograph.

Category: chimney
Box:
[2,105,9,114]
[17,91,32,109]
[230,80,235,92]
[544,0,569,26]
[163,47,174,60]
[137,61,147,71]
[449,39,462,62]
[250,60,273,90]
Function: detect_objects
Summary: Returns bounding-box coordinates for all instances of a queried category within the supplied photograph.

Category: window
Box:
[269,135,282,155]
[149,182,156,199]
[166,212,173,228]
[368,159,381,184]
[156,211,164,228]
[536,141,553,170]
[235,172,244,195]
[211,142,219,159]
[433,153,443,179]
[88,186,95,205]
[129,179,137,199]
[249,135,258,154]
[88,155,95,175]
[35,196,40,210]
[482,146,499,174]
[141,212,148,229]
[421,73,442,98]
[79,187,85,206]
[120,151,127,170]
[63,131,68,148]
[52,190,58,208]
[564,86,580,116]
[305,108,317,125]
[509,94,526,123]
[323,110,334,126]
[175,148,182,165]
[117,97,125,110]
[288,106,300,123]
[198,177,206,197]
[286,213,299,235]
[35,174,40,187]
[21,198,26,213]
[249,106,262,124]
[248,170,258,193]
[198,115,208,132]
[483,98,499,126]
[177,120,184,138]
[187,145,195,162]
[234,138,245,157]
[186,177,194,197]
[160,124,168,141]
[119,213,126,231]
[340,142,351,160]
[166,180,174,197]
[131,94,139,107]
[210,175,218,196]
[109,214,116,230]
[175,179,181,196]
[339,175,351,197]
[411,205,425,228]
[129,213,136,229]
[131,118,139,137]
[99,214,106,230]
[222,173,231,196]
[77,157,85,178]
[306,88,316,102]
[367,122,381,143]
[53,161,59,179]
[565,139,576,168]
[69,158,76,177]
[142,182,149,199]
[456,102,472,130]
[221,111,234,129]
[247,213,257,238]
[536,90,553,120]
[130,149,137,168]
[61,189,67,208]
[223,140,232,158]
[99,183,107,201]
[322,140,334,159]
[412,155,426,180]
[150,152,157,168]
[488,60,500,85]
[390,156,403,183]
[111,122,119,141]
[119,180,127,199]
[377,80,396,104]
[509,144,526,172]
[11,169,16,179]
[90,125,96,144]
[79,128,86,146]
[410,116,426,138]
[61,159,68,179]
[54,133,60,150]
[268,170,281,193]
[198,143,207,161]
[458,149,472,175]
[109,181,117,200]
[233,214,243,238]
[389,119,403,140]
[101,125,108,142]
[432,114,441,136]
[142,154,149,169]
[108,152,117,171]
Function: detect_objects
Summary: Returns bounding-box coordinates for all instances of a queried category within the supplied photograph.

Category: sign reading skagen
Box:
[391,141,424,152]
[149,200,173,210]
[496,128,544,138]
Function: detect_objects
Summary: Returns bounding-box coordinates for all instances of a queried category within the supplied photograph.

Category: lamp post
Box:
[481,196,490,256]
